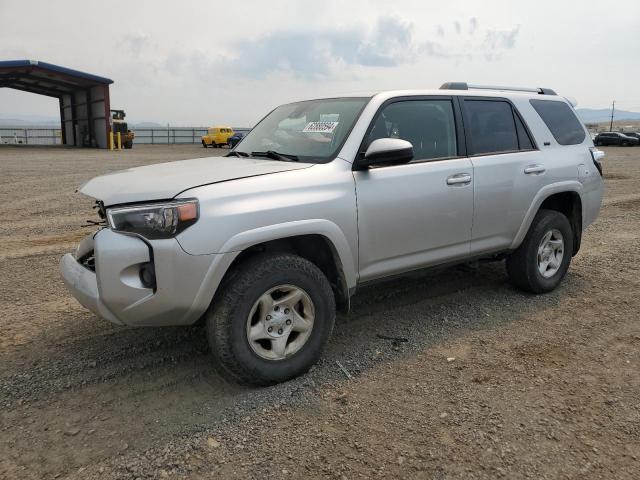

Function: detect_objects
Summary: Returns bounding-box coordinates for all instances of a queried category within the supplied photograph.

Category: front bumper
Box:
[60,251,122,324]
[60,229,230,327]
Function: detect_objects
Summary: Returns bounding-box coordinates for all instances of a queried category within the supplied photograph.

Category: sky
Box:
[1,0,639,126]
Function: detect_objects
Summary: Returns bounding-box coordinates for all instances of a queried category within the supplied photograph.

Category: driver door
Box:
[353,97,474,282]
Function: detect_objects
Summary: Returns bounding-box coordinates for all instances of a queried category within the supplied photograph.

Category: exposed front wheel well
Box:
[219,235,350,312]
[538,192,582,255]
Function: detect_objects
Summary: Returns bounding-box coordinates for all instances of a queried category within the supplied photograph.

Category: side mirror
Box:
[360,138,413,168]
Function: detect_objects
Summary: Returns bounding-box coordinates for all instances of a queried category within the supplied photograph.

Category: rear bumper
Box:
[60,229,234,327]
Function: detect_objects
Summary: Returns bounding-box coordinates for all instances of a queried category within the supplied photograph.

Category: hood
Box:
[80,156,313,205]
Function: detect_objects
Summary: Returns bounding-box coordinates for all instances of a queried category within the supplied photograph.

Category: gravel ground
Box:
[1,144,639,479]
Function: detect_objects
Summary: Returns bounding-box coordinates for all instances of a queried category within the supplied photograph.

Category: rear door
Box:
[461,97,544,255]
[354,96,474,282]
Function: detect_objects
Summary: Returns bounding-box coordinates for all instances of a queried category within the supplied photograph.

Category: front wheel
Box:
[206,253,336,385]
[506,209,573,294]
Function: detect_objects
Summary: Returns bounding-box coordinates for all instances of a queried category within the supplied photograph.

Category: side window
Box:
[464,100,518,155]
[367,99,458,161]
[514,113,534,150]
[530,99,586,145]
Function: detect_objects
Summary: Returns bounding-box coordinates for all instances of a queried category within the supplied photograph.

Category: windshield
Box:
[235,97,369,163]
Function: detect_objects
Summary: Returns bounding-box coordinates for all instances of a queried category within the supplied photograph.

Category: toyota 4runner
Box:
[60,83,605,385]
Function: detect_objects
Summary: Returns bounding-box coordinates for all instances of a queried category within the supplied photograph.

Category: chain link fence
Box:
[132,127,250,145]
[0,126,251,146]
[0,127,62,145]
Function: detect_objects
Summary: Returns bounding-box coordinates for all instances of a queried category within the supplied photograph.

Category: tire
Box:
[202,140,207,148]
[622,141,628,146]
[595,141,602,146]
[506,209,573,294]
[124,141,133,149]
[206,253,336,386]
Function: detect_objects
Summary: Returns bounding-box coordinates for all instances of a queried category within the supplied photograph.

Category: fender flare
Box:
[219,218,358,290]
[511,181,584,249]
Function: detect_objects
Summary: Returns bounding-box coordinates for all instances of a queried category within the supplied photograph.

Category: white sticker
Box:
[302,121,339,133]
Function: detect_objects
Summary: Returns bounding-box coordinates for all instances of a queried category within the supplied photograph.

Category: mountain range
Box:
[575,108,640,124]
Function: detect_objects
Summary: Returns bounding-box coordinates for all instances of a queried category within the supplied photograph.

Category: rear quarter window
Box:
[530,99,586,145]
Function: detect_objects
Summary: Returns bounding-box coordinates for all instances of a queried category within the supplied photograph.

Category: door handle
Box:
[524,165,546,175]
[446,173,472,185]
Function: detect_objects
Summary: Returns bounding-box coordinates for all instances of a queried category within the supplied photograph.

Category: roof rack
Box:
[440,82,556,96]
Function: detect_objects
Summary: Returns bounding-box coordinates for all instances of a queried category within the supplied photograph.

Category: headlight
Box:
[106,199,199,239]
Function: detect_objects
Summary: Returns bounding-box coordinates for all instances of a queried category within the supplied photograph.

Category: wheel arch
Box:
[211,220,357,311]
[512,182,584,256]
[220,234,352,311]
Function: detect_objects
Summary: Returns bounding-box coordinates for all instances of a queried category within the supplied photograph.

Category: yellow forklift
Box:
[110,109,135,149]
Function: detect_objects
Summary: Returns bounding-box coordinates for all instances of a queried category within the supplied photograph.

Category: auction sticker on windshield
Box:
[303,121,339,133]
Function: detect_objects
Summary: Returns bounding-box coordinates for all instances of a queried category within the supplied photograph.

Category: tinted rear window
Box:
[530,99,585,145]
[464,100,518,155]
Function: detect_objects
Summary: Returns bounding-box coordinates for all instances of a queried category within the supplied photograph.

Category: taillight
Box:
[590,147,604,176]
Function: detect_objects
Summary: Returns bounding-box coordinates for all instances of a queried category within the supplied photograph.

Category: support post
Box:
[609,100,615,131]
[59,97,67,145]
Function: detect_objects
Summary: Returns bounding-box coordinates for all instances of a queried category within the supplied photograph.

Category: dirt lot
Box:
[1,144,639,480]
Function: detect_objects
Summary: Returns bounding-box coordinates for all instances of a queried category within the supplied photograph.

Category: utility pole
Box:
[609,100,615,131]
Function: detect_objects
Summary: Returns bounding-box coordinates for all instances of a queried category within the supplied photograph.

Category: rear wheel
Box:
[506,209,573,294]
[202,140,207,148]
[206,253,336,385]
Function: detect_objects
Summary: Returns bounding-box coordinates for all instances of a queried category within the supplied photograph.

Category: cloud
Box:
[157,16,522,82]
[356,17,415,67]
[482,25,521,60]
[484,25,520,50]
[469,17,478,35]
[218,17,417,79]
[119,33,151,58]
[419,19,520,62]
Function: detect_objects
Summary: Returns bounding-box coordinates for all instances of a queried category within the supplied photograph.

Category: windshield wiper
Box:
[250,150,299,162]
[226,150,250,157]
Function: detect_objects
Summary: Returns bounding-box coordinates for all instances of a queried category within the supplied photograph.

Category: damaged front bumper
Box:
[60,228,227,327]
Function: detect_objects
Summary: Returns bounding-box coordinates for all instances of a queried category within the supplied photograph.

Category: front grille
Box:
[78,250,95,272]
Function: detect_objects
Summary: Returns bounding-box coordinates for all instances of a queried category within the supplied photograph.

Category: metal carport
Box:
[0,60,113,148]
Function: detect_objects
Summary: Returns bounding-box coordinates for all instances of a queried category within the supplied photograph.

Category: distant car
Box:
[593,132,639,146]
[202,126,234,148]
[623,132,640,143]
[228,132,246,148]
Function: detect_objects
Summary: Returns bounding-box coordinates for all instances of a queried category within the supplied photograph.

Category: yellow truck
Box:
[202,126,234,148]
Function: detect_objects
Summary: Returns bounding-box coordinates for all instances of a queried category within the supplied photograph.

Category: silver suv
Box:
[61,83,604,385]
